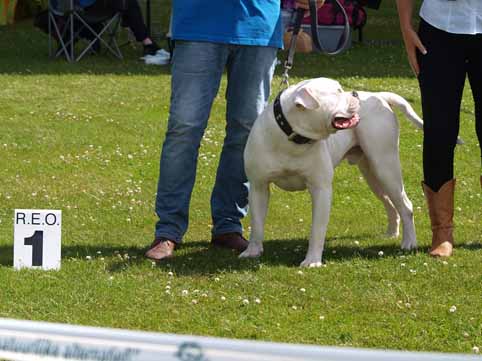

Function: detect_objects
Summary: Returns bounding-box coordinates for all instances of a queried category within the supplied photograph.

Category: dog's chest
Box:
[270,168,309,191]
[261,144,328,191]
[273,176,307,191]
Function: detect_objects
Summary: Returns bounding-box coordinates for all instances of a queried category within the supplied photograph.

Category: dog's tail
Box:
[377,92,464,145]
[377,92,423,130]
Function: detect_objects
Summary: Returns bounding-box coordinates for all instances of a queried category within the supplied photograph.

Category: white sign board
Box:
[0,318,480,361]
[13,209,62,270]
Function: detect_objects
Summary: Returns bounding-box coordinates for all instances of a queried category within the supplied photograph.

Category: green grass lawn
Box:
[0,1,481,354]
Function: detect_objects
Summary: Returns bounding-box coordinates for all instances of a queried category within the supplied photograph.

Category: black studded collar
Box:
[273,90,316,145]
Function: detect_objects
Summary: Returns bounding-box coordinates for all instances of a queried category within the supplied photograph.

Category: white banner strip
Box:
[0,318,479,361]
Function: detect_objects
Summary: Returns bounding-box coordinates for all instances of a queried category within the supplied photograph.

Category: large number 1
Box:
[24,230,44,266]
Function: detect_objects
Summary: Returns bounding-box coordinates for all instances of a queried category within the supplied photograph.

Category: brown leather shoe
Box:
[211,232,248,252]
[145,238,176,261]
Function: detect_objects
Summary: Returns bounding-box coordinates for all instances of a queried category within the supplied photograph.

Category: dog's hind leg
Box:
[366,156,417,251]
[239,181,269,258]
[356,155,400,238]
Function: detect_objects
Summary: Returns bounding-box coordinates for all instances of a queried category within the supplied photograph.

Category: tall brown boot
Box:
[422,179,456,257]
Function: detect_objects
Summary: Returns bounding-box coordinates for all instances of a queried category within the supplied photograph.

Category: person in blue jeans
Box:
[146,0,322,261]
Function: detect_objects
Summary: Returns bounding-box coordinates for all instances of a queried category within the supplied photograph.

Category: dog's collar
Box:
[273,91,316,145]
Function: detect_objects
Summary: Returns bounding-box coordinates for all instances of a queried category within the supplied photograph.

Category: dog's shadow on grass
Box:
[1,237,480,275]
[155,237,406,276]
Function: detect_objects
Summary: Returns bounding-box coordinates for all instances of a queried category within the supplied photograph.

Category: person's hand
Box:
[295,0,325,10]
[400,25,427,76]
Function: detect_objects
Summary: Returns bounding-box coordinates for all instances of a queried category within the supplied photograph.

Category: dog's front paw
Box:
[401,238,417,251]
[239,242,263,258]
[300,257,322,268]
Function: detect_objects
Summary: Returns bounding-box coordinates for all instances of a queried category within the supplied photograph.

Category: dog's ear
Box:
[293,86,320,110]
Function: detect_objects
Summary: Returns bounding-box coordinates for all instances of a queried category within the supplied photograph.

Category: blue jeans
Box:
[154,41,277,243]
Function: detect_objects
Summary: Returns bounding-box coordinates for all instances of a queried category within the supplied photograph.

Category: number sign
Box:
[13,209,61,270]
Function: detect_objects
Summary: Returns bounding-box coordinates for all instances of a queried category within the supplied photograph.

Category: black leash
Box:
[282,0,351,87]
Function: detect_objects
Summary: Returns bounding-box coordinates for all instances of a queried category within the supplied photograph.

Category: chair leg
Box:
[107,15,123,59]
[75,13,123,61]
[49,11,74,62]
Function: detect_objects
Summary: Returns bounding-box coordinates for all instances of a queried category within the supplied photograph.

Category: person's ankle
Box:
[142,38,153,46]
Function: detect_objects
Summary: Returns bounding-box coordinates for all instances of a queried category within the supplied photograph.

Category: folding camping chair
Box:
[48,0,125,61]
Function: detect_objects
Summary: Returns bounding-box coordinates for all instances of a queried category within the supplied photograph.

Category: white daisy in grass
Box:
[191,299,198,305]
[242,299,250,305]
[299,288,306,293]
[291,305,298,310]
[378,251,384,257]
[255,298,261,304]
[449,305,457,313]
[85,256,92,260]
[221,296,226,301]
[182,290,189,296]
[168,271,174,277]
[472,346,479,354]
[319,315,325,320]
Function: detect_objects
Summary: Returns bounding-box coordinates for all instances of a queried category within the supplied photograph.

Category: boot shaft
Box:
[422,179,456,256]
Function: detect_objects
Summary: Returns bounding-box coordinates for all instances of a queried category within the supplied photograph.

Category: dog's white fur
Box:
[241,77,420,267]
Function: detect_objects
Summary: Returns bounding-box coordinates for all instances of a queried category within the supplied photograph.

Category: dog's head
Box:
[283,78,360,140]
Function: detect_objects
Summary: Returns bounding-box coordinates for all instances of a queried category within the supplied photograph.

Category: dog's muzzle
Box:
[331,91,360,130]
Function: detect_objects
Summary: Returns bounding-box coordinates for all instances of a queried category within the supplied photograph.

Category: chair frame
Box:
[48,0,124,62]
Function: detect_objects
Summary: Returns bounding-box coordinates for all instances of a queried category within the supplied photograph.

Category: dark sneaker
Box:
[211,232,248,252]
[143,42,160,56]
[145,238,176,261]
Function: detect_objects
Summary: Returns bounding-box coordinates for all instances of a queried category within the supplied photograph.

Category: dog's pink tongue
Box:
[333,114,360,129]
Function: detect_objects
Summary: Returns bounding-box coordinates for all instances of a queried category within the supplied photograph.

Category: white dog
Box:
[240,77,422,267]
